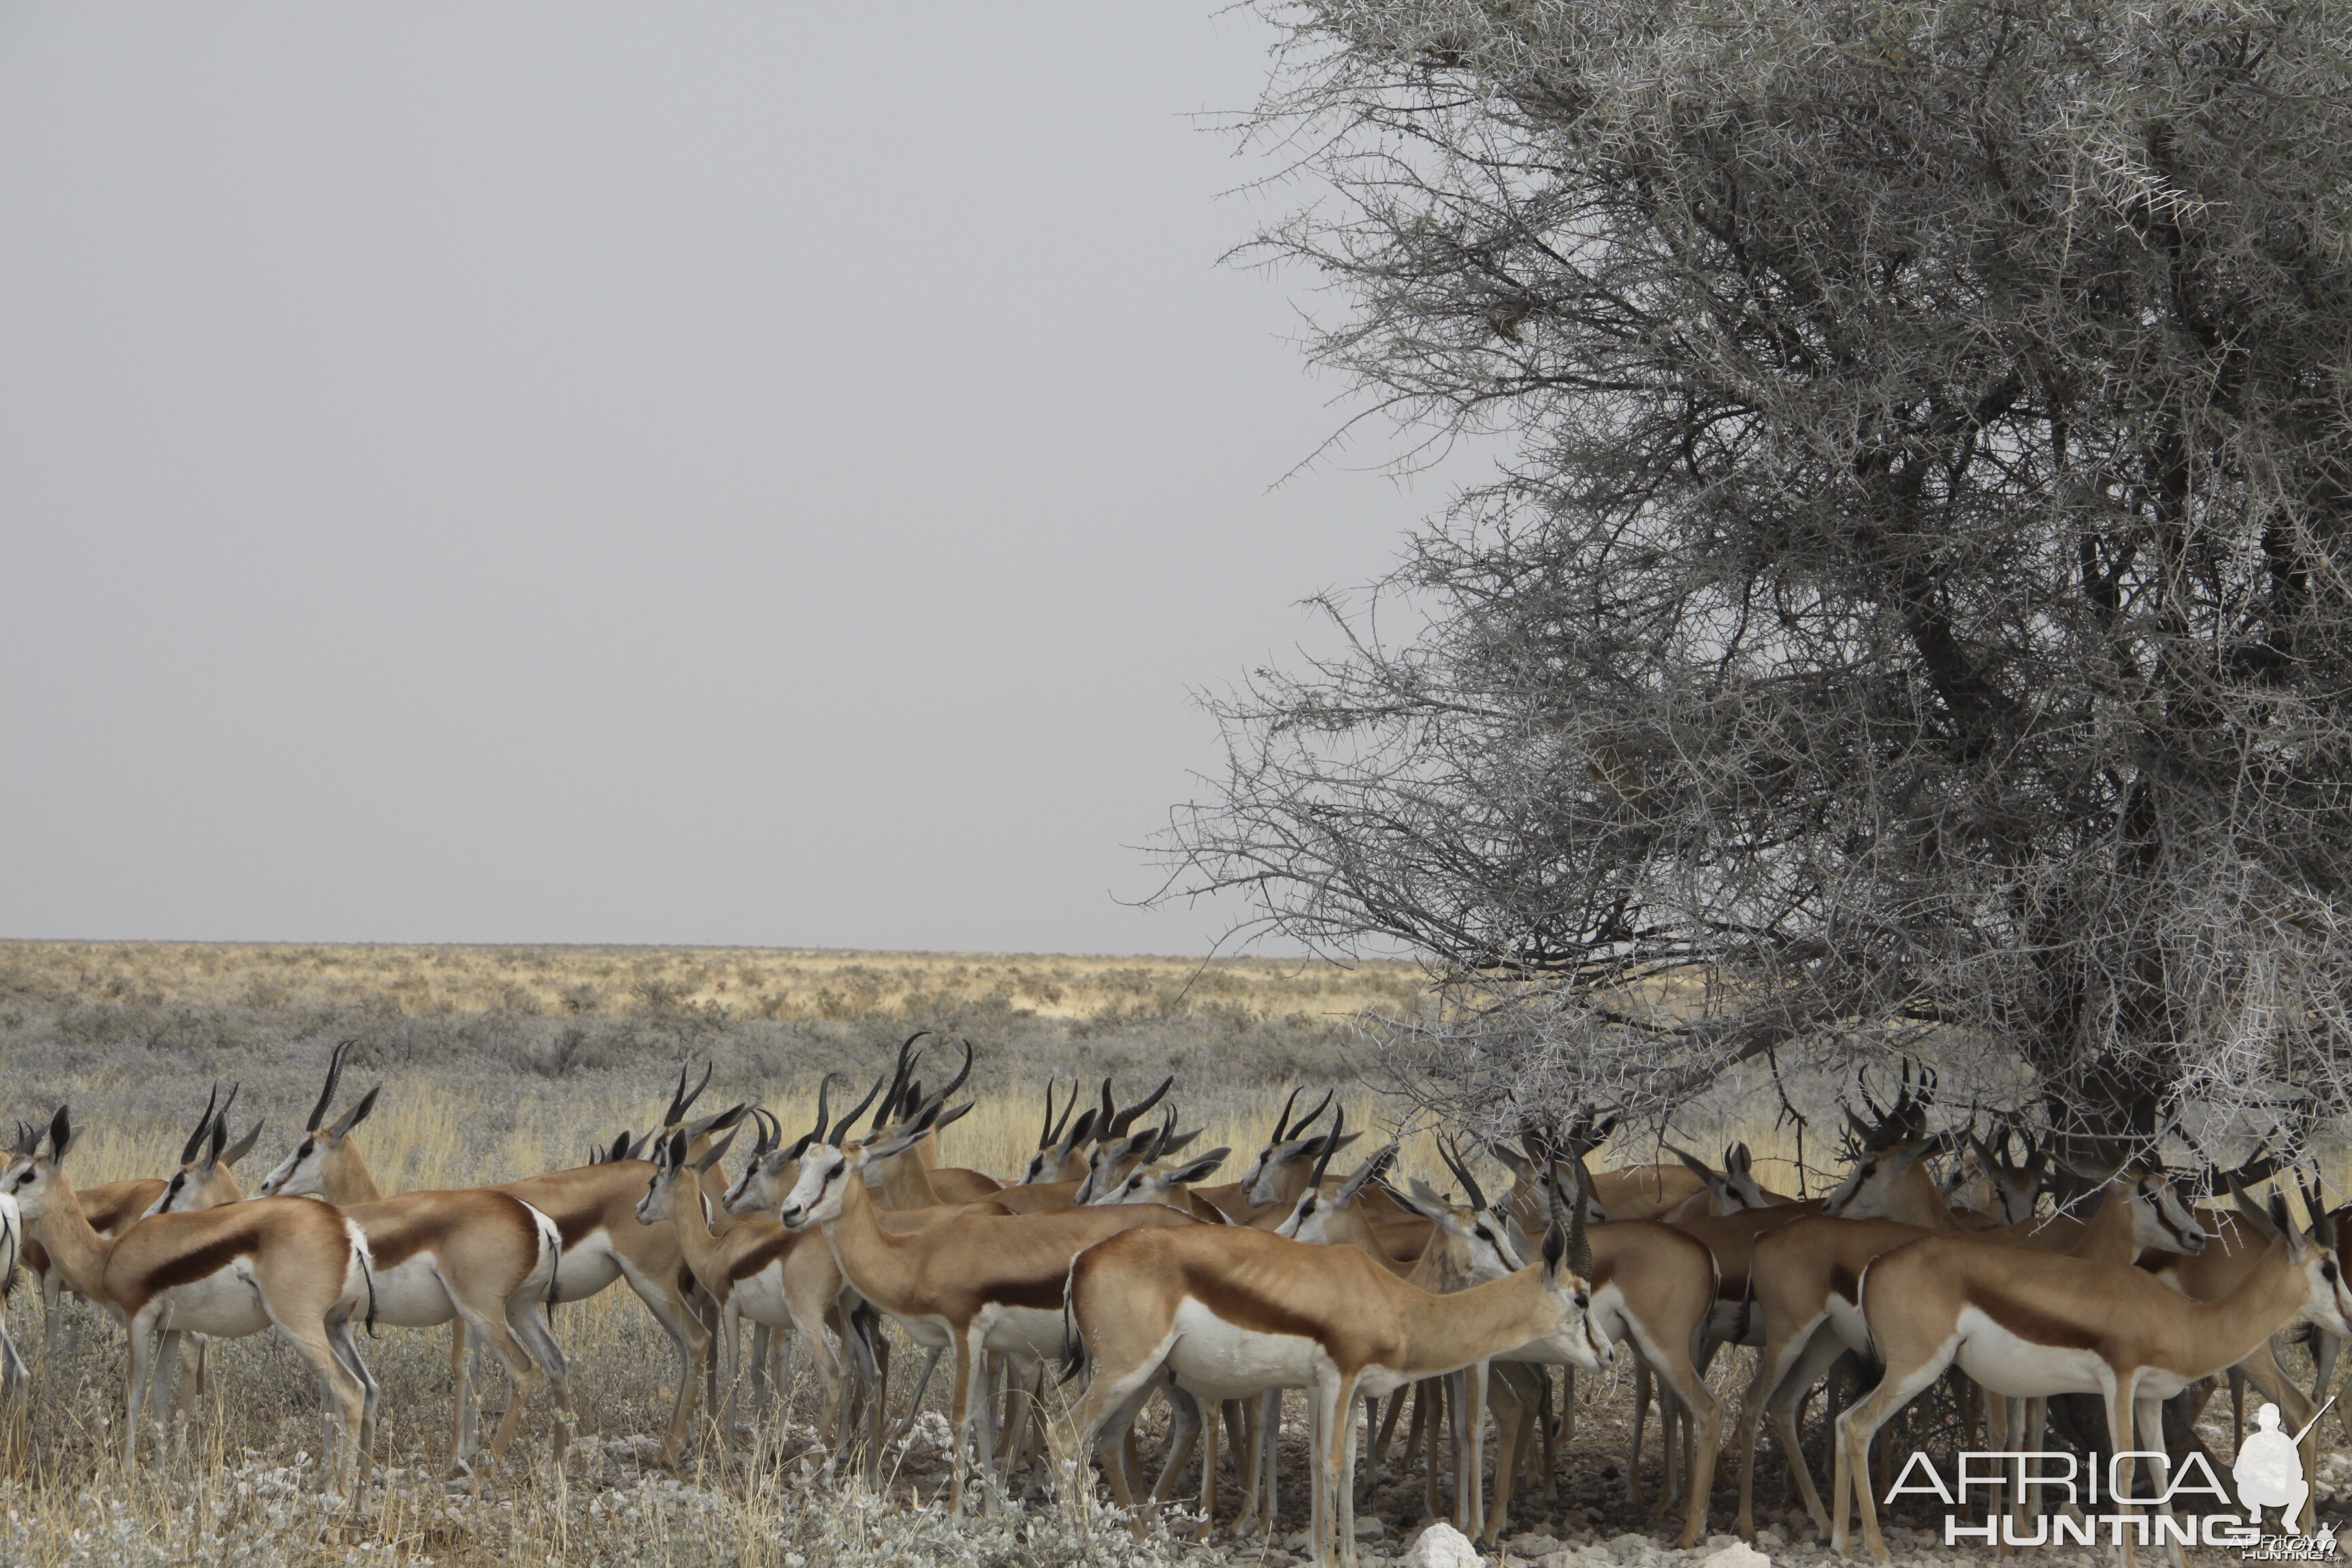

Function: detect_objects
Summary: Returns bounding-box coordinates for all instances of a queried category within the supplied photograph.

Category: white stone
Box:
[1508,1535,1565,1558]
[1357,1516,1389,1538]
[1697,1544,1770,1568]
[1403,1521,1484,1568]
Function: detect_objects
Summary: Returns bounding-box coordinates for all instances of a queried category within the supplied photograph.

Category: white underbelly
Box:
[977,1304,1066,1360]
[549,1235,623,1304]
[1953,1305,2108,1397]
[730,1269,794,1330]
[881,1309,953,1350]
[1163,1298,1324,1401]
[367,1254,457,1328]
[1827,1293,1871,1353]
[157,1269,272,1338]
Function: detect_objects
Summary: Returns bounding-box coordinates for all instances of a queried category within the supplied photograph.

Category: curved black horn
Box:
[1097,1079,1115,1142]
[875,1031,930,1130]
[308,1040,355,1132]
[1567,1154,1592,1276]
[749,1107,779,1157]
[1288,1090,1335,1141]
[181,1083,223,1166]
[1439,1136,1486,1213]
[1307,1106,1346,1192]
[1269,1085,1305,1144]
[1109,1075,1174,1138]
[1037,1080,1062,1149]
[926,1038,975,1110]
[830,1073,887,1146]
[206,1083,242,1164]
[668,1060,715,1126]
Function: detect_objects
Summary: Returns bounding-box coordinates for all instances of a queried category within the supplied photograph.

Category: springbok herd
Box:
[1,1045,2348,1568]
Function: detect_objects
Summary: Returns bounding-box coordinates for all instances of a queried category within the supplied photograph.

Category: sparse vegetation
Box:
[1,942,2340,1568]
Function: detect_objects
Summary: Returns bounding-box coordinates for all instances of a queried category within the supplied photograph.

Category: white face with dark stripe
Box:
[257,1134,327,1198]
[775,1146,853,1230]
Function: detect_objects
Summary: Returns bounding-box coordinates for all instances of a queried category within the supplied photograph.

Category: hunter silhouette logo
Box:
[2236,1404,2311,1534]
[1886,1396,2343,1554]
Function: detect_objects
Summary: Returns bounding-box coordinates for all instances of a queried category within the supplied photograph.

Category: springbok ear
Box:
[330,1085,381,1139]
[1164,1150,1230,1188]
[47,1105,74,1165]
[694,1130,738,1173]
[2274,1191,2312,1260]
[225,1119,266,1167]
[1541,1218,1566,1277]
[2229,1178,2291,1247]
[1333,1143,1399,1207]
[684,1102,749,1141]
[1158,1128,1205,1157]
[665,1130,689,1171]
[1389,1177,1446,1223]
[931,1100,975,1132]
[1666,1143,1720,1187]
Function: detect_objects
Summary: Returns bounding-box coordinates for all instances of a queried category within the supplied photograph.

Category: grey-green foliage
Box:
[1175,0,2352,1143]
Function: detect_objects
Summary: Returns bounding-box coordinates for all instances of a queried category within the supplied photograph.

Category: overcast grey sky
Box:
[0,4,1449,954]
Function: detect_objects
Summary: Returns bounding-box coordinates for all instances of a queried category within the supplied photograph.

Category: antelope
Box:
[0,1187,23,1399]
[859,1033,1005,1203]
[1661,1143,1793,1222]
[637,1126,839,1438]
[1733,1145,2209,1539]
[131,1084,267,1420]
[774,1096,1198,1514]
[1019,1079,1096,1186]
[1830,1186,2352,1565]
[2141,1171,2337,1529]
[141,1081,267,1220]
[1083,1134,1230,1211]
[22,1088,253,1364]
[1055,1164,1610,1568]
[3,1109,380,1494]
[989,1079,1182,1215]
[1278,1136,1542,1544]
[242,1045,577,1482]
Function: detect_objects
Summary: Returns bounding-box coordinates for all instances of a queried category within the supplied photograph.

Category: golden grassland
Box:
[0,941,2328,1567]
[0,940,1426,1025]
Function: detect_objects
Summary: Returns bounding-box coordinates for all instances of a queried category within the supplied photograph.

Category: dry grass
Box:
[0,940,1433,1568]
[1,942,2340,1568]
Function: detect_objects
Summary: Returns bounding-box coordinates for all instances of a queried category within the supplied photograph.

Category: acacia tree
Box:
[1172,0,2352,1146]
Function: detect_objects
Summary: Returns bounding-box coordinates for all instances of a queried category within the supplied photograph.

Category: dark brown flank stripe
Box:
[1829,1262,1861,1303]
[725,1228,801,1285]
[142,1232,263,1296]
[85,1183,165,1232]
[979,1273,1068,1312]
[1179,1261,1324,1340]
[1959,1279,2104,1352]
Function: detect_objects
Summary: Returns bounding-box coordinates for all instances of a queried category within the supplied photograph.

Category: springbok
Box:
[0,1186,23,1398]
[1831,1186,2352,1565]
[22,1088,248,1363]
[774,1096,1198,1514]
[1056,1164,1610,1568]
[3,1108,380,1495]
[248,1044,578,1481]
[1733,1148,2208,1539]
